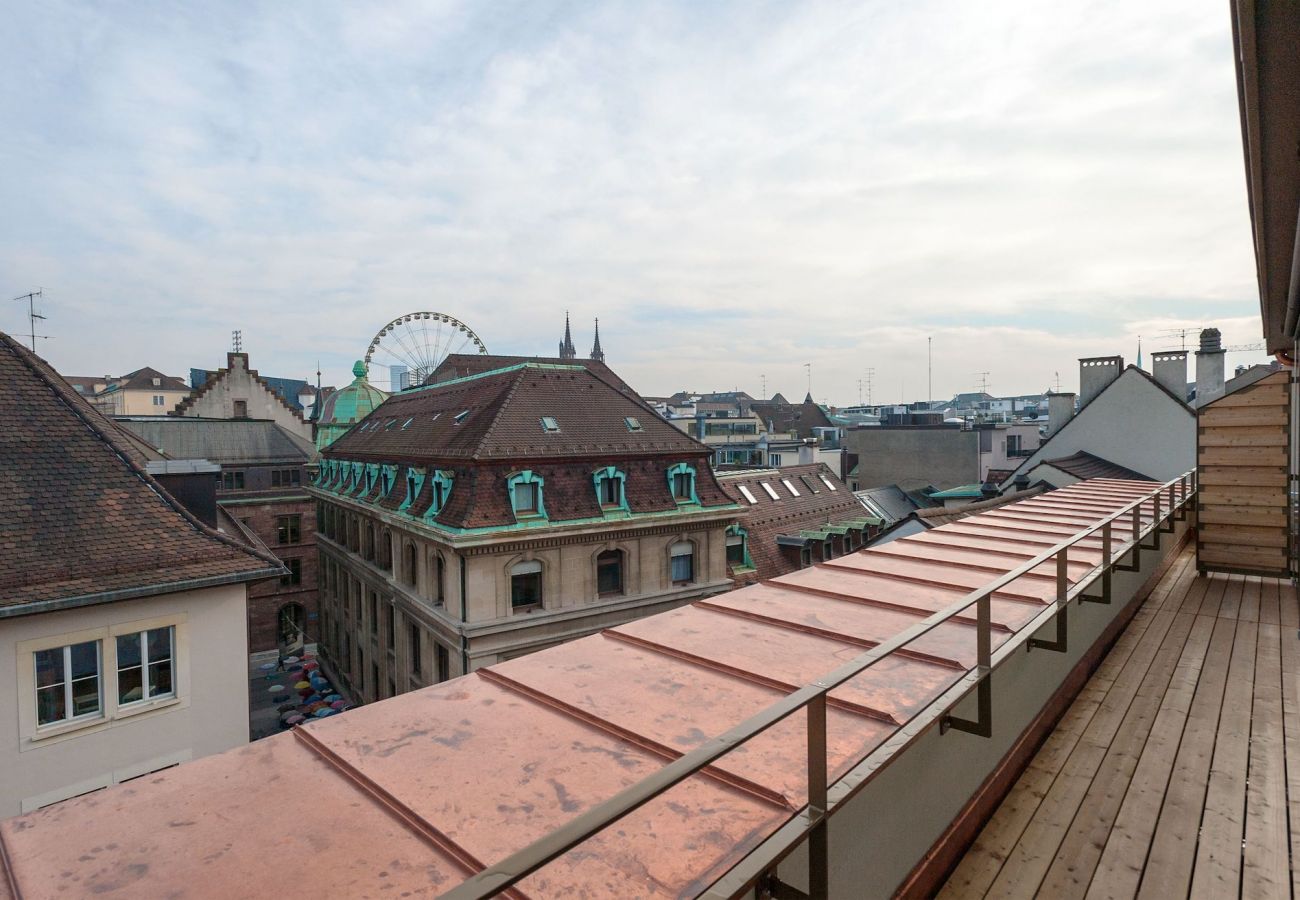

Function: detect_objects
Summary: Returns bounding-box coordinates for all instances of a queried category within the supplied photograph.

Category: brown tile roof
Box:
[750,399,835,438]
[0,333,283,614]
[1039,451,1155,483]
[429,353,634,394]
[719,464,869,582]
[112,365,189,393]
[325,363,703,463]
[0,478,1169,896]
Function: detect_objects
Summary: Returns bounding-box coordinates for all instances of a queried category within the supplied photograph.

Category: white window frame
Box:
[782,478,800,497]
[115,626,176,708]
[820,474,838,491]
[34,641,103,730]
[670,541,695,585]
[760,482,780,500]
[737,484,758,505]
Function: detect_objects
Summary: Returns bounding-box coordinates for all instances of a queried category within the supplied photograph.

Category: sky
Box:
[0,0,1264,403]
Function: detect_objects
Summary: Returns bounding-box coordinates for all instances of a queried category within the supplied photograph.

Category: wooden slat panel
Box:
[1197,546,1289,573]
[1197,427,1287,447]
[1198,524,1288,549]
[1197,407,1287,427]
[1198,447,1287,467]
[1196,467,1288,487]
[1204,385,1286,407]
[1198,505,1286,527]
[1198,485,1287,507]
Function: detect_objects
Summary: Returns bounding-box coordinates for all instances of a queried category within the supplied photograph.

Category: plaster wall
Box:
[842,428,979,491]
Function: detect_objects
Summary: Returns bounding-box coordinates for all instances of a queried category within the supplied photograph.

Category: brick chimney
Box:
[1151,350,1189,402]
[1079,356,1123,408]
[1195,328,1226,407]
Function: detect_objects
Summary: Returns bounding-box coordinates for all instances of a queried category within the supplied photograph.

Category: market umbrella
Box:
[285,714,305,726]
[294,681,311,690]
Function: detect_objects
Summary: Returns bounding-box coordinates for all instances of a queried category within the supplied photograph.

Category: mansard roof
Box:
[325,363,703,464]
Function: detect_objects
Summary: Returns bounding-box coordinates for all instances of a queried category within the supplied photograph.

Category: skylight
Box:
[820,475,837,491]
[540,416,560,433]
[760,482,780,500]
[402,417,414,429]
[782,478,800,497]
[454,410,469,424]
[738,484,758,505]
[625,416,642,432]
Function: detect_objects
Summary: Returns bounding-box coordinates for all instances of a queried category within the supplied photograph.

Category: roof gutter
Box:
[0,565,286,620]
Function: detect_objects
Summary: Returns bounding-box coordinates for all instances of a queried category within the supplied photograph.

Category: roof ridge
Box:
[469,366,534,462]
[0,333,283,572]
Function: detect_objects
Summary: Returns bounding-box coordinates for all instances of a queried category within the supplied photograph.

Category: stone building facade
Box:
[309,360,741,704]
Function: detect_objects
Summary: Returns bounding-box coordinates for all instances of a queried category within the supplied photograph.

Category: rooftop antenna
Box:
[865,368,875,405]
[976,371,991,395]
[857,378,864,405]
[1158,326,1202,351]
[927,336,933,404]
[231,329,243,353]
[804,362,811,398]
[760,374,766,399]
[10,290,49,351]
[1053,371,1061,393]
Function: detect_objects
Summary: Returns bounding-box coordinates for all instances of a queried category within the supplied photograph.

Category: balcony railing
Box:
[443,471,1198,900]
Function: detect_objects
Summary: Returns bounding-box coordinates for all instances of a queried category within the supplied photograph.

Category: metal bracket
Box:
[761,873,811,900]
[1028,604,1069,653]
[1080,570,1112,605]
[941,671,992,738]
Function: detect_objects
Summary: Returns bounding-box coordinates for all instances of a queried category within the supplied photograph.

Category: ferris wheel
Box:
[364,312,488,389]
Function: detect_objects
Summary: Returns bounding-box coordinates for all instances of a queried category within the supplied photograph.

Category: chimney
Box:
[1195,328,1226,407]
[1079,355,1123,408]
[1046,391,1076,437]
[1151,350,1189,402]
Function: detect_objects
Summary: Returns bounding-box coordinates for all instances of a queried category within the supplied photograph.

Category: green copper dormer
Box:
[315,360,390,451]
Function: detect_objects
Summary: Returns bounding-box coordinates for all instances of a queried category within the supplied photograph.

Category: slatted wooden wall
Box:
[1197,369,1291,576]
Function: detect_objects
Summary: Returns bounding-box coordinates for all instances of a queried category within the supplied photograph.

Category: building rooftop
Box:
[1039,450,1155,483]
[929,484,988,500]
[0,333,282,615]
[117,417,315,465]
[428,353,634,395]
[326,363,705,463]
[0,477,1166,895]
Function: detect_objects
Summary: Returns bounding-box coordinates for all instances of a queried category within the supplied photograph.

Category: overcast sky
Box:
[1,0,1262,403]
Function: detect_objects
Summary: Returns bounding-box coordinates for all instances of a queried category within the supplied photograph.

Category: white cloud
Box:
[0,0,1259,400]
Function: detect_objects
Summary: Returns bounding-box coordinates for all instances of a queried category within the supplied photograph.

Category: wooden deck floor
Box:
[941,546,1300,899]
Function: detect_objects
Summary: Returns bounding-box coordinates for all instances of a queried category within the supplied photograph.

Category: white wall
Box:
[182,354,312,442]
[1000,369,1195,490]
[0,584,250,817]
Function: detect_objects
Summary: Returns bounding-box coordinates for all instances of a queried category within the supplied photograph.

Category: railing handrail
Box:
[442,471,1197,899]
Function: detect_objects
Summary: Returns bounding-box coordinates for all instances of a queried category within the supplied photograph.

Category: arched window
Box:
[670,541,695,585]
[364,524,376,561]
[508,471,546,519]
[511,560,543,609]
[405,542,418,588]
[381,531,393,571]
[433,552,446,605]
[596,549,624,596]
[278,603,305,649]
[726,525,752,569]
[592,466,628,511]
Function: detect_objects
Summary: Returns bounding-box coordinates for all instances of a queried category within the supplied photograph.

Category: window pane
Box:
[36,685,65,725]
[597,558,622,594]
[118,665,144,704]
[671,551,693,582]
[148,628,173,663]
[69,641,98,679]
[34,648,64,688]
[512,572,542,607]
[71,674,100,717]
[148,660,174,698]
[116,633,141,668]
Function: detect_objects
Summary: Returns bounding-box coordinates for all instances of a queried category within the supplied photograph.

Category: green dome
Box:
[315,361,389,450]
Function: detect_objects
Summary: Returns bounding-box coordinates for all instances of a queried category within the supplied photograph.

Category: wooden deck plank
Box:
[1188,619,1259,899]
[1036,611,1201,897]
[1259,576,1282,626]
[1216,574,1245,621]
[1242,623,1289,897]
[1278,616,1300,900]
[1279,580,1299,628]
[1195,572,1229,618]
[1137,615,1239,899]
[1083,613,1216,900]
[1240,575,1262,623]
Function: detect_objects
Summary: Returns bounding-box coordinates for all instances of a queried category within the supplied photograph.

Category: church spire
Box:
[558,311,576,360]
[589,317,605,363]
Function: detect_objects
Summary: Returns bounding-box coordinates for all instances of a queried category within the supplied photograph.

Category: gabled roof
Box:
[1038,451,1154,483]
[854,484,927,524]
[0,478,1165,896]
[173,353,307,422]
[117,418,315,465]
[750,398,835,438]
[0,333,281,615]
[718,464,869,581]
[111,366,189,393]
[325,363,706,463]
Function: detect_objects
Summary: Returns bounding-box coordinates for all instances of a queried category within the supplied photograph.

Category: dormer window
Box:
[667,463,697,503]
[540,416,560,433]
[508,471,546,519]
[592,466,627,511]
[152,377,161,387]
[625,416,642,432]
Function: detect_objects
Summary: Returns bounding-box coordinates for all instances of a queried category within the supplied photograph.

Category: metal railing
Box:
[442,471,1198,900]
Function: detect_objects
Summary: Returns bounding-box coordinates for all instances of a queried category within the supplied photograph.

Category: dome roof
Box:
[316,361,388,448]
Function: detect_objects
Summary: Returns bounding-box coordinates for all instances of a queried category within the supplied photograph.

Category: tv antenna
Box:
[10,290,50,351]
[760,373,766,399]
[231,329,243,352]
[864,368,875,406]
[976,371,991,395]
[1158,327,1202,351]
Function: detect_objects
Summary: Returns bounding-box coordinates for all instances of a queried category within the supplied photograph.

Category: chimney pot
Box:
[1151,350,1189,402]
[1195,327,1226,407]
[1078,355,1123,408]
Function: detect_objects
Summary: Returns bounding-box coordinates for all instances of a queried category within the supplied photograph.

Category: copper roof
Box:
[0,478,1162,896]
[1038,450,1155,483]
[0,334,282,614]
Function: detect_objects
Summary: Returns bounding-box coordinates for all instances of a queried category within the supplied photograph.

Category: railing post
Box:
[1030,548,1069,651]
[1081,519,1114,605]
[942,592,993,737]
[807,694,829,900]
